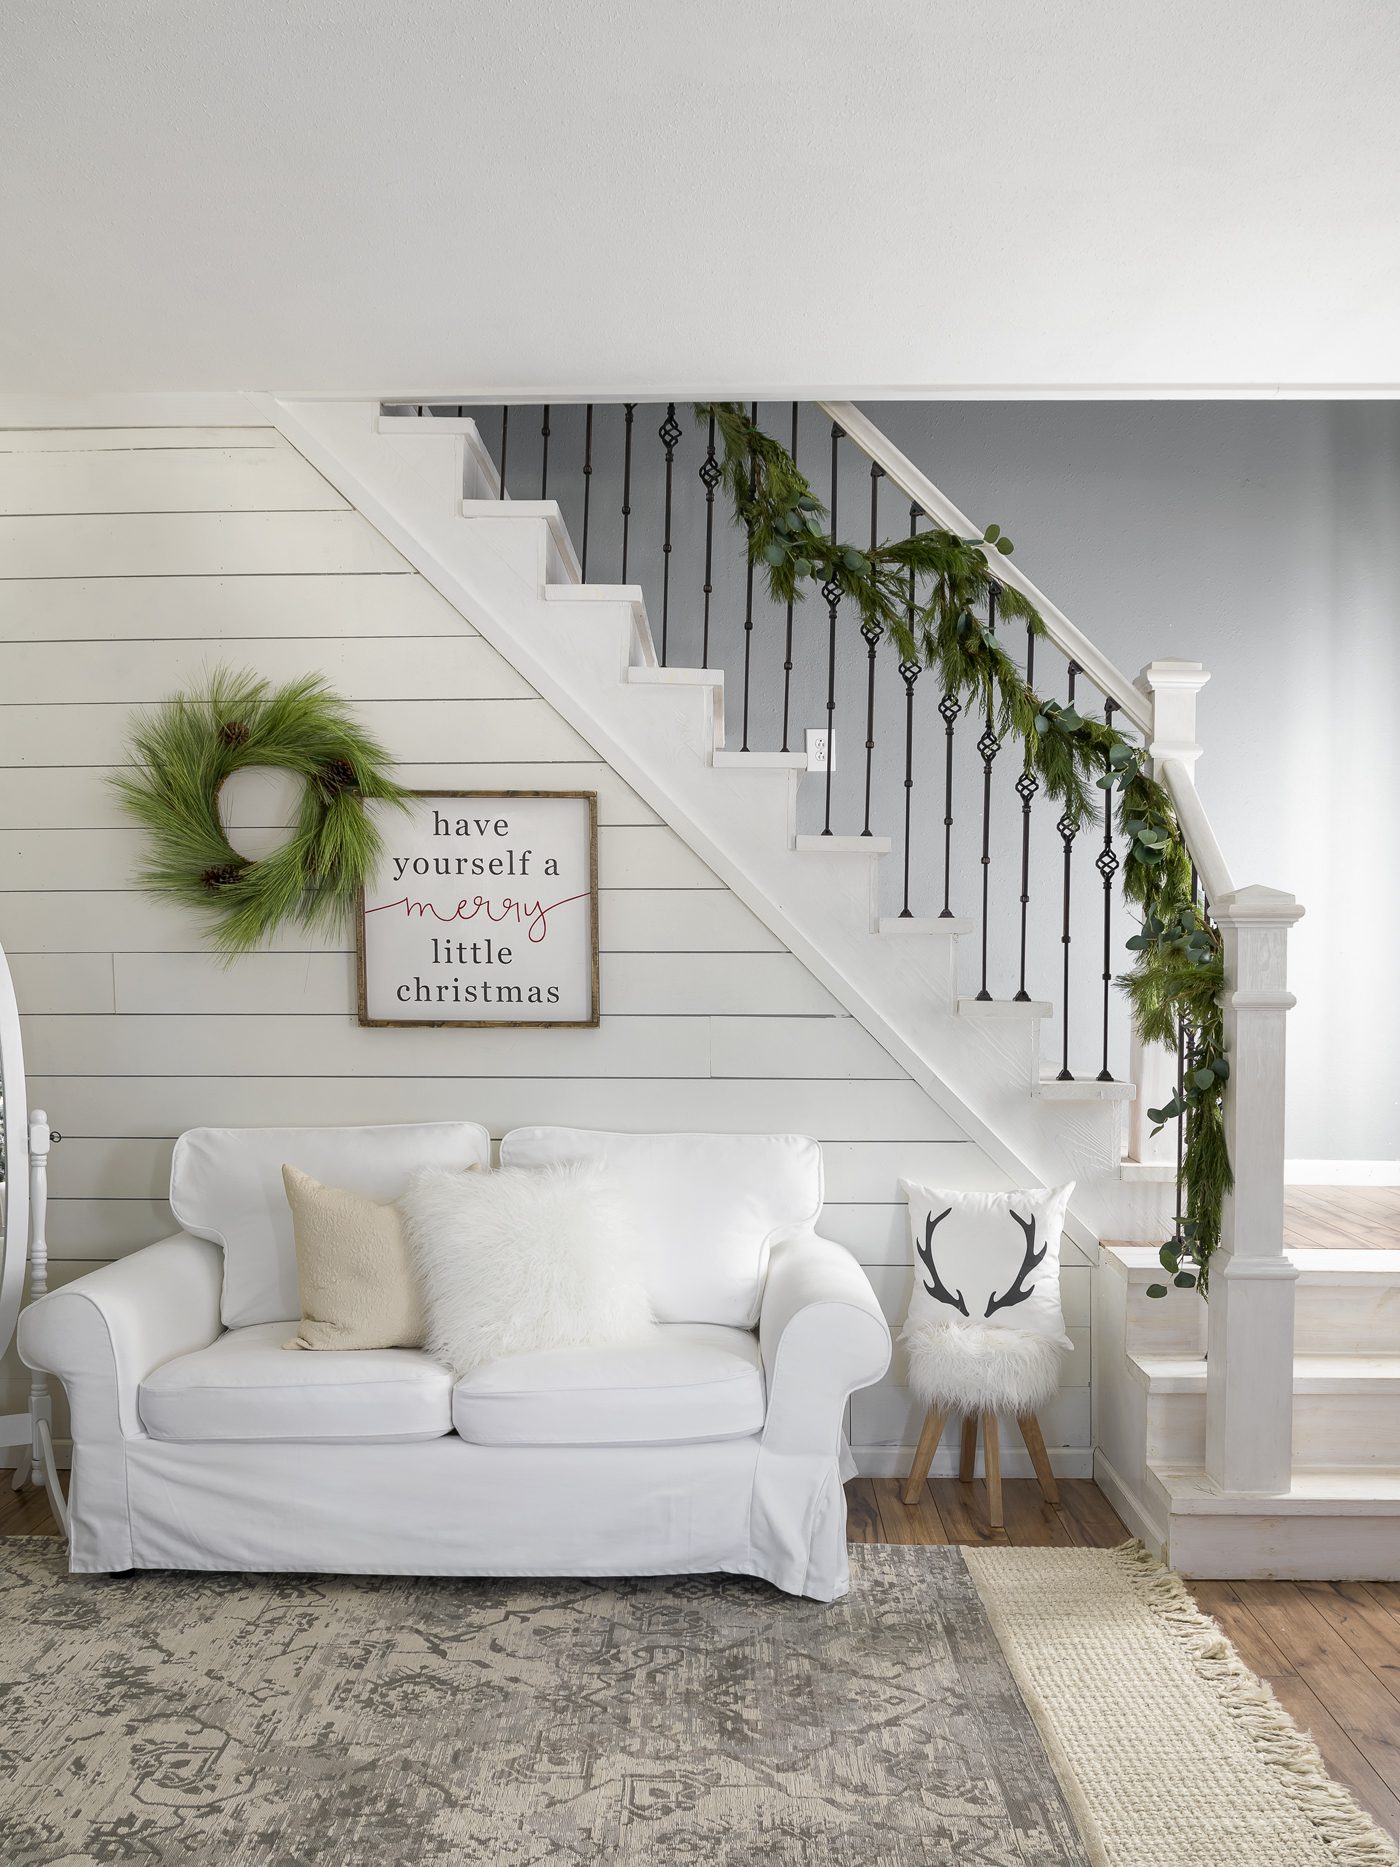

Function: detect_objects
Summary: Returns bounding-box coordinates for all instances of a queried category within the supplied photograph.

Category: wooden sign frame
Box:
[356,790,600,1029]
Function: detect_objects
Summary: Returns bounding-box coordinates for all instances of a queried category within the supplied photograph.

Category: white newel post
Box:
[1205,888,1303,1493]
[1136,659,1302,1496]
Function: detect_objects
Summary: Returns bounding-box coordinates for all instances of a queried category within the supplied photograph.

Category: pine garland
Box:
[696,402,1230,1293]
[112,669,411,959]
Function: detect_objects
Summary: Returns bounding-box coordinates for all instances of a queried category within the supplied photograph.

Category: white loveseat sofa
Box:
[19,1122,891,1601]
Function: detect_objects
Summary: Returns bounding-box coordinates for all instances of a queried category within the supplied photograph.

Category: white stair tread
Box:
[626,665,721,687]
[1152,1463,1400,1514]
[1104,1240,1400,1279]
[1119,1159,1176,1183]
[1036,1077,1135,1102]
[794,834,892,855]
[957,996,1052,1018]
[1134,1352,1400,1394]
[713,750,808,770]
[378,413,481,434]
[877,916,974,936]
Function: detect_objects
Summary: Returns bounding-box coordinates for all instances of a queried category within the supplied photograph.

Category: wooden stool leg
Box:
[902,1407,948,1504]
[1017,1413,1059,1505]
[958,1415,978,1483]
[982,1412,1003,1529]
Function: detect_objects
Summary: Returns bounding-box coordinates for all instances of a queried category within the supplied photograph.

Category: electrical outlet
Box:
[805,728,833,772]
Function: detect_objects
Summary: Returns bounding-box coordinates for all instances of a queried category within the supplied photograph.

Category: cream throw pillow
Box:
[283,1163,469,1351]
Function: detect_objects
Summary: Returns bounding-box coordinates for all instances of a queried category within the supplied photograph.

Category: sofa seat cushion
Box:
[451,1323,765,1447]
[139,1322,454,1444]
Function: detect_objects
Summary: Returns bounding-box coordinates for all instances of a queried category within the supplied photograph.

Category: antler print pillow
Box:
[898,1182,1074,1348]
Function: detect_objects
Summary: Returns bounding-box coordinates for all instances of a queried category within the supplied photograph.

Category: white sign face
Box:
[358,792,598,1027]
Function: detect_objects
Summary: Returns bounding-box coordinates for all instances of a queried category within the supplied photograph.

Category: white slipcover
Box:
[19,1125,891,1601]
[451,1324,765,1447]
[498,1127,822,1326]
[139,1323,453,1443]
[171,1121,491,1328]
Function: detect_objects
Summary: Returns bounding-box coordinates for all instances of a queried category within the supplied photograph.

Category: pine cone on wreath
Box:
[218,720,251,747]
[318,756,359,796]
[200,863,246,890]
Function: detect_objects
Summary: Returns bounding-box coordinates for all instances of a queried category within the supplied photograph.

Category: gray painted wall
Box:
[456,401,1400,1167]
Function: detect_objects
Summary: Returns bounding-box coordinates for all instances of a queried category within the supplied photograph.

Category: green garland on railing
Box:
[696,402,1230,1294]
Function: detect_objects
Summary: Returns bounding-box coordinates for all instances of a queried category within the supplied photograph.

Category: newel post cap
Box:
[1211,883,1306,929]
[1134,659,1211,697]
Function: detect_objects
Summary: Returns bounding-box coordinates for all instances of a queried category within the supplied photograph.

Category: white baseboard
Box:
[851,1445,1093,1481]
[1285,1159,1400,1186]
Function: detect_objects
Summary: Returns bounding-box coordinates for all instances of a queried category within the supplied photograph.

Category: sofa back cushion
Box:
[497,1128,822,1326]
[171,1122,492,1328]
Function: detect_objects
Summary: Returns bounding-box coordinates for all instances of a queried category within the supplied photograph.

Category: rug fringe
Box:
[1107,1540,1394,1867]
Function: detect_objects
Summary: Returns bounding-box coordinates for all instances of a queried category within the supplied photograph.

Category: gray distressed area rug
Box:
[0,1539,1390,1866]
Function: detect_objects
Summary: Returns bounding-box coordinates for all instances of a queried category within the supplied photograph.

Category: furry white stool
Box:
[899,1320,1064,1528]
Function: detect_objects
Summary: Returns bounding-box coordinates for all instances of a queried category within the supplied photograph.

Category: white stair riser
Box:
[1147,1388,1400,1468]
[1122,1276,1400,1359]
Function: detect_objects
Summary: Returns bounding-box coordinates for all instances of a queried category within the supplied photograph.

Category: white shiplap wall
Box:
[0,419,1092,1472]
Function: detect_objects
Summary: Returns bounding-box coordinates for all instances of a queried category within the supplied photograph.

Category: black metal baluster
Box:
[699,412,720,669]
[1055,662,1082,1077]
[539,405,551,500]
[1013,621,1039,998]
[620,404,635,582]
[580,404,594,580]
[498,406,510,499]
[658,403,681,666]
[741,401,758,751]
[938,688,962,915]
[898,503,920,916]
[1096,699,1121,1079]
[860,462,884,834]
[780,403,799,751]
[974,586,1002,998]
[821,423,843,835]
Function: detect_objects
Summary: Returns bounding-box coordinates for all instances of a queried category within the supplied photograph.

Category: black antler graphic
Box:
[984,1208,1047,1317]
[915,1208,968,1317]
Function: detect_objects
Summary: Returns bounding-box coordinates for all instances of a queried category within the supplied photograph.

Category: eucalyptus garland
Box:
[113,669,410,959]
[695,402,1229,1294]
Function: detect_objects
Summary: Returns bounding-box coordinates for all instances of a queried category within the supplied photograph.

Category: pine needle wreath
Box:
[112,669,411,959]
[695,401,1230,1294]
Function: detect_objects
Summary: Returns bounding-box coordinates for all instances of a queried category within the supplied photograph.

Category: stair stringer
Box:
[258,395,1172,1252]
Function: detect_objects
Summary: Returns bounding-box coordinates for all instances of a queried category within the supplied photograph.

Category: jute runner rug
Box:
[0,1537,1389,1865]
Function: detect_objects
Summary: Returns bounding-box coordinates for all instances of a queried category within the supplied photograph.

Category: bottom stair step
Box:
[1147,1463,1400,1579]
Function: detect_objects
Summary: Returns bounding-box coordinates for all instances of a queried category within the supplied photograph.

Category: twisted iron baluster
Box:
[974,584,1001,999]
[1055,662,1082,1078]
[860,462,883,835]
[699,412,720,669]
[780,403,799,751]
[1013,620,1039,999]
[1096,698,1121,1079]
[821,422,843,836]
[620,403,635,582]
[580,404,594,580]
[658,404,681,665]
[898,502,920,917]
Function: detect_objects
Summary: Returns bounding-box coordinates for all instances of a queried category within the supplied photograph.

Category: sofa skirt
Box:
[67,1433,854,1601]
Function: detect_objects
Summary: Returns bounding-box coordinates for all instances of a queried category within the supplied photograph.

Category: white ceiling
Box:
[3,1,1398,396]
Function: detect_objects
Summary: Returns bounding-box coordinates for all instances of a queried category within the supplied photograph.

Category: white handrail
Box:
[820,400,1152,736]
[1158,759,1235,907]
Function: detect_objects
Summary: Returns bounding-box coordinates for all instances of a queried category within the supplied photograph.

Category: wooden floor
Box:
[4,1471,1397,1834]
[1285,1184,1400,1250]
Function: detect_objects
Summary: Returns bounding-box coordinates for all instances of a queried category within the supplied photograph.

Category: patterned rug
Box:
[0,1539,1389,1866]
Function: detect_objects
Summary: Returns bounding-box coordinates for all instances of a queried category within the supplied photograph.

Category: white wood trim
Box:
[318,385,1400,405]
[0,394,270,428]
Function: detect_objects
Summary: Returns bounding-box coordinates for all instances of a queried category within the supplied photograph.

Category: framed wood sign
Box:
[357,791,599,1027]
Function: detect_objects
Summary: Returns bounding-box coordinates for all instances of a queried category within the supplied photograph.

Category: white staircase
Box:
[1097,1243,1400,1578]
[263,397,1176,1256]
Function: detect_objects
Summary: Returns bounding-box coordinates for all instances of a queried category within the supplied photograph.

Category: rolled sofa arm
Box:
[759,1230,891,1457]
[18,1233,223,1444]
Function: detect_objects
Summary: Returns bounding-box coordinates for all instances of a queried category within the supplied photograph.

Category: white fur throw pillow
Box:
[400,1162,654,1376]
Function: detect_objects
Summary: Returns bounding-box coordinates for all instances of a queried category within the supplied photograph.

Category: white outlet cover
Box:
[805,728,833,771]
